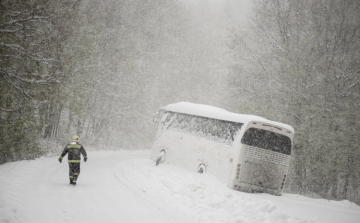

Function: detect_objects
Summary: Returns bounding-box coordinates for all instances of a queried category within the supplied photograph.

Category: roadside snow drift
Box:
[0,150,359,223]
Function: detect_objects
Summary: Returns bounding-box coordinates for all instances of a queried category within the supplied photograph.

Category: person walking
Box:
[58,135,88,185]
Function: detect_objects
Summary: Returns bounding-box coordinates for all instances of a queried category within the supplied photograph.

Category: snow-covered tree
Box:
[0,0,79,163]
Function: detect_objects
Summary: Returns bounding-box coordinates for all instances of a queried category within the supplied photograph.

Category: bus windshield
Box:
[241,128,291,155]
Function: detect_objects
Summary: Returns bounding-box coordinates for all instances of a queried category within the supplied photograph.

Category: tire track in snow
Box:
[0,151,183,223]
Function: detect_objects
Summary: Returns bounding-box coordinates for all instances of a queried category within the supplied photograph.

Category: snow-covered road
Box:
[0,150,183,223]
[1,150,359,223]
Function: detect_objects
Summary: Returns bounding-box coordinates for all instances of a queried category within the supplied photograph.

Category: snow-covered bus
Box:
[150,102,294,196]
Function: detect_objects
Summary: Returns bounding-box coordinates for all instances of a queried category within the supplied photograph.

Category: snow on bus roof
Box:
[163,102,294,132]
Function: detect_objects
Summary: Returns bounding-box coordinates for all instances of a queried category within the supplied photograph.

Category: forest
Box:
[1,0,359,204]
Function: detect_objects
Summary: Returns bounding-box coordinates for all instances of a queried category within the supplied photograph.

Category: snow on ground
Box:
[0,150,359,223]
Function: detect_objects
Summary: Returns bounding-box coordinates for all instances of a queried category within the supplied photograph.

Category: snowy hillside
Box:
[0,150,359,223]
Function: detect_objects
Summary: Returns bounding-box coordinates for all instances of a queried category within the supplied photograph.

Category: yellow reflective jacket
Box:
[60,142,87,163]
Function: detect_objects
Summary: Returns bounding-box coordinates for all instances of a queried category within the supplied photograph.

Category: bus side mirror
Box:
[153,112,159,123]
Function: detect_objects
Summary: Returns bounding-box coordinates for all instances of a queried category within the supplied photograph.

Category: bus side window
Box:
[165,112,242,146]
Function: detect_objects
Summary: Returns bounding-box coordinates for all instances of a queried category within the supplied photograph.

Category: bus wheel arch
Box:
[198,163,207,174]
[156,149,166,166]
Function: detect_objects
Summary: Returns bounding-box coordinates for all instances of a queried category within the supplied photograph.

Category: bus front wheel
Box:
[198,163,207,174]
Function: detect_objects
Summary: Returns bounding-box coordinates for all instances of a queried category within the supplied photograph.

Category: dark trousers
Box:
[68,163,81,182]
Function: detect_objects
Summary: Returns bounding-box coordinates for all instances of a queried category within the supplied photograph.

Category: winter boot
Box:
[70,179,73,185]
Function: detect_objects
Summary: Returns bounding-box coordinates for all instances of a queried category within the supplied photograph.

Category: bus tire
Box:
[156,150,166,166]
[198,163,206,174]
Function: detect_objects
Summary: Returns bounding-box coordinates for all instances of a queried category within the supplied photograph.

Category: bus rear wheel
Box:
[156,150,166,166]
